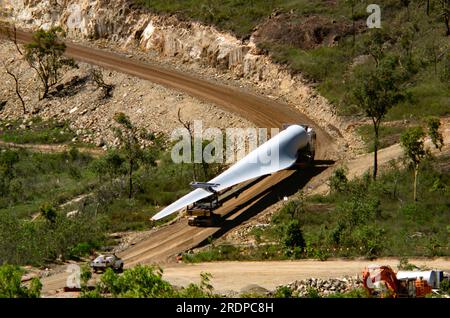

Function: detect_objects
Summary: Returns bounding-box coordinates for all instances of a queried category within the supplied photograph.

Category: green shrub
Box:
[40,203,57,224]
[336,196,381,229]
[178,272,214,298]
[327,287,369,298]
[99,265,175,298]
[329,167,348,193]
[274,286,293,298]
[95,265,214,298]
[282,220,306,258]
[79,289,103,298]
[68,242,96,260]
[440,279,450,294]
[400,203,421,221]
[306,287,321,298]
[0,210,105,266]
[352,225,385,258]
[0,265,42,298]
[0,118,76,144]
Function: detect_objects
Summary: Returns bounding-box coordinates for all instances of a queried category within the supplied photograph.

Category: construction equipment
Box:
[186,183,222,227]
[363,265,399,297]
[282,123,316,164]
[363,265,437,298]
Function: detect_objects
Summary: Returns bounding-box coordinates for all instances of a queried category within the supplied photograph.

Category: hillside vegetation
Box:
[0,109,228,266]
[134,0,450,261]
[184,155,450,262]
[0,113,222,265]
[1,0,448,268]
[0,141,189,265]
[137,0,450,148]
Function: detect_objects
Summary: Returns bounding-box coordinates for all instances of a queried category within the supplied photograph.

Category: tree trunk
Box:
[445,16,450,36]
[413,166,418,201]
[14,76,26,114]
[191,136,197,181]
[373,124,379,180]
[40,82,49,100]
[352,5,355,51]
[202,161,209,180]
[426,0,430,16]
[128,159,133,199]
[5,67,26,114]
[434,49,438,74]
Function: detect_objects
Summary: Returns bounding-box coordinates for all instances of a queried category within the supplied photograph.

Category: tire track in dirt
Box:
[0,140,104,156]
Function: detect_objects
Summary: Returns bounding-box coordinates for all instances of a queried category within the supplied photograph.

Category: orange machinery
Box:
[362,265,433,298]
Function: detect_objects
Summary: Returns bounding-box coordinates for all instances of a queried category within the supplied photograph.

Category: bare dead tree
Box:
[3,59,26,114]
[441,0,450,36]
[2,26,26,114]
[177,108,197,181]
[8,25,24,56]
[89,68,114,99]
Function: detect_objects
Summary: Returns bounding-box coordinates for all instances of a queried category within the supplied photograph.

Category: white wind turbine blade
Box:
[151,125,308,221]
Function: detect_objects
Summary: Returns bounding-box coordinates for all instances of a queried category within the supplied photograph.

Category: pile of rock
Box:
[281,276,363,297]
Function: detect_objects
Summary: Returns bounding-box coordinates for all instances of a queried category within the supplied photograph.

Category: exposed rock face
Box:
[2,0,362,154]
[0,41,252,147]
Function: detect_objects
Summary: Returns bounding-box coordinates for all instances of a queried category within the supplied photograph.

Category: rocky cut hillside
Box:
[1,0,356,154]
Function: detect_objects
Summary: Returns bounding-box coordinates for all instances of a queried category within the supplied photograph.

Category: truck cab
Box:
[186,195,222,227]
[282,123,316,164]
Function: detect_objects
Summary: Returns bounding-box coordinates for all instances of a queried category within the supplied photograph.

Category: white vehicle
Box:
[90,254,124,273]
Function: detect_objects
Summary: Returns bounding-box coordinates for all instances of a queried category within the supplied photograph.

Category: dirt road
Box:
[308,118,450,195]
[4,26,337,160]
[8,26,448,295]
[162,258,450,293]
[0,140,104,156]
[119,165,330,267]
[40,258,450,295]
[5,26,337,269]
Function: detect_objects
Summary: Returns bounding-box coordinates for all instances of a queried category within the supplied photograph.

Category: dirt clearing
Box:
[162,258,450,294]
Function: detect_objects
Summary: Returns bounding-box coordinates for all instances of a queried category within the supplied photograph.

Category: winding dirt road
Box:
[0,140,104,156]
[120,164,331,267]
[3,26,337,261]
[0,26,346,294]
[7,26,448,296]
[4,26,337,160]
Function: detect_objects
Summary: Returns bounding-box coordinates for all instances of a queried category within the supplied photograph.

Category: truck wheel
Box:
[307,150,315,164]
[116,264,124,273]
[296,147,314,165]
